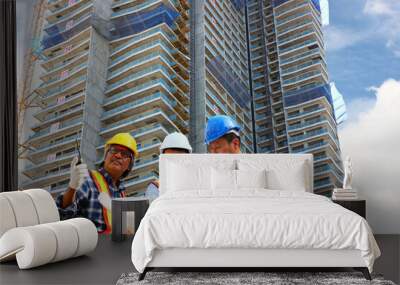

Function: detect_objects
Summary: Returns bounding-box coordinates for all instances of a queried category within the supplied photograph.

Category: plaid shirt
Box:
[56,168,125,232]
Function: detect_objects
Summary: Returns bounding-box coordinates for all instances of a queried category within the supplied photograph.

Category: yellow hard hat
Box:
[105,133,138,158]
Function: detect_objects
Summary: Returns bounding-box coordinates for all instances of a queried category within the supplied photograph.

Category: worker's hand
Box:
[69,156,89,190]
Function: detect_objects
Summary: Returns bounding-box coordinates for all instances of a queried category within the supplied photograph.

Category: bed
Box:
[131,154,380,280]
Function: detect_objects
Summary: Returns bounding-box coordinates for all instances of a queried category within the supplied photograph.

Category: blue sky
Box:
[324,0,400,120]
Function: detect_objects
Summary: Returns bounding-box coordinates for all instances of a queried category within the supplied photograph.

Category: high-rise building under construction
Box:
[19,0,343,197]
[247,0,343,195]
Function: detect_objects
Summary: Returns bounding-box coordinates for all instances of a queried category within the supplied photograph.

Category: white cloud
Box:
[363,0,399,16]
[324,25,368,52]
[338,79,400,234]
[340,95,375,124]
[363,0,400,57]
[324,0,400,56]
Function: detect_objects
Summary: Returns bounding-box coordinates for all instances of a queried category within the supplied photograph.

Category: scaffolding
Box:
[18,0,47,159]
[110,3,180,40]
[41,15,92,49]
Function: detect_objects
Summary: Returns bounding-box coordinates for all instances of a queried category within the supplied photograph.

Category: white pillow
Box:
[236,169,268,189]
[267,161,308,191]
[211,168,268,191]
[167,162,212,192]
[212,168,237,191]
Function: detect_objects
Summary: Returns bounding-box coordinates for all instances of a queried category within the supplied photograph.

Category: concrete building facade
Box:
[20,0,342,197]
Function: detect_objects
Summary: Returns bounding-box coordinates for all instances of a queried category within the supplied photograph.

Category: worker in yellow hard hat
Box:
[56,133,138,233]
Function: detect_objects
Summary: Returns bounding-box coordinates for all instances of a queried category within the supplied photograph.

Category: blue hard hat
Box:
[205,115,241,145]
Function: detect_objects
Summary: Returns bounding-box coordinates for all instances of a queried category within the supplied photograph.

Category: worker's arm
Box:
[56,157,89,219]
[60,156,89,208]
[60,187,77,208]
[56,179,91,219]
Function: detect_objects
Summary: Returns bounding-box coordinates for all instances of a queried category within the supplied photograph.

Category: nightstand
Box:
[333,199,366,219]
[111,197,149,242]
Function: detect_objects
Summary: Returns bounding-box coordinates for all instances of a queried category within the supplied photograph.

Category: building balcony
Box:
[278,28,314,46]
[32,104,84,130]
[22,168,70,190]
[314,154,344,176]
[282,69,322,87]
[280,48,321,66]
[28,118,83,147]
[255,114,271,123]
[255,102,270,112]
[45,0,93,30]
[37,75,87,100]
[277,18,313,36]
[106,63,187,96]
[99,109,181,137]
[255,123,272,133]
[314,164,344,182]
[124,171,158,194]
[279,38,318,55]
[281,58,322,76]
[274,0,308,17]
[45,6,93,39]
[42,42,90,73]
[40,63,87,89]
[289,127,328,143]
[49,180,70,195]
[102,92,188,124]
[42,13,92,50]
[34,91,85,121]
[314,177,332,191]
[109,46,187,82]
[292,141,328,153]
[105,78,172,106]
[257,135,273,145]
[41,52,88,80]
[111,0,177,18]
[275,3,320,29]
[24,152,76,178]
[47,0,89,16]
[28,134,81,161]
[109,35,178,69]
[287,117,325,131]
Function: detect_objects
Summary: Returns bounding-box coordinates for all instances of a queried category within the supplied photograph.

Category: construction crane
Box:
[18,0,47,159]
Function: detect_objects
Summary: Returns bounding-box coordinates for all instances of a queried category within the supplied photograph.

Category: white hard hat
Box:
[160,132,192,153]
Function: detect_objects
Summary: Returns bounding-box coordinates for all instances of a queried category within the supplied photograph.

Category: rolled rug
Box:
[24,189,60,224]
[0,225,57,269]
[0,191,39,227]
[65,218,98,258]
[0,196,17,237]
[42,221,79,263]
[0,218,98,269]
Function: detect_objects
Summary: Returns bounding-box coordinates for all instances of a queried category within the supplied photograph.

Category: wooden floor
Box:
[0,235,398,285]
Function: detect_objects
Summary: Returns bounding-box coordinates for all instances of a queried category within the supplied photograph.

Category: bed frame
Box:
[138,248,371,280]
[137,154,372,281]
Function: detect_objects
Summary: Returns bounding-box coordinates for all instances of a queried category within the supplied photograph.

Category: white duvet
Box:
[131,190,380,273]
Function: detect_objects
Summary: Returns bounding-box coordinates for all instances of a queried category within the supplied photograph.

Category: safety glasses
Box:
[108,146,133,160]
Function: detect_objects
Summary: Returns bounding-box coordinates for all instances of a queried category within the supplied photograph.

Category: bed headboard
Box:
[159,153,314,194]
